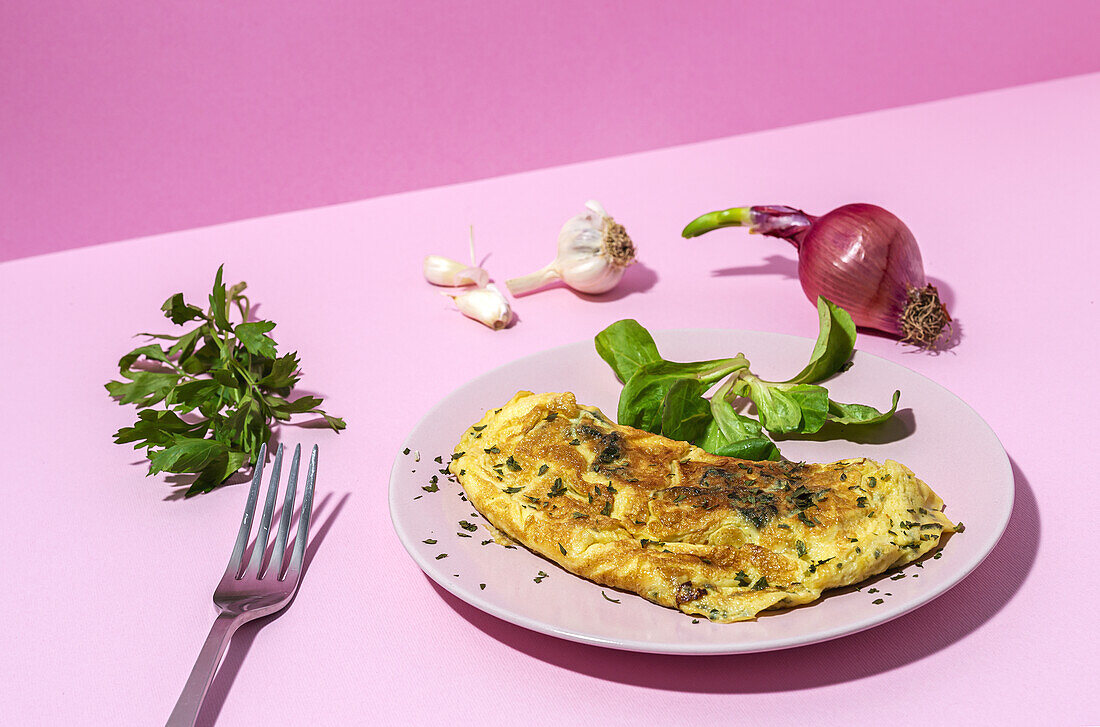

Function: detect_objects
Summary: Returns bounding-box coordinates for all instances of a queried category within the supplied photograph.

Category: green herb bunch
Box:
[106,266,345,495]
[595,298,898,461]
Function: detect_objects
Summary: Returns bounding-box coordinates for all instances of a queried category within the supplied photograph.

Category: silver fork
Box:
[166,443,318,727]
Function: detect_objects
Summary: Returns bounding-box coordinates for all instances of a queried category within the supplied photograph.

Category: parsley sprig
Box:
[106,266,345,495]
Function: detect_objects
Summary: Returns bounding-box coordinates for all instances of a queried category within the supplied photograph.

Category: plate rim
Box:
[388,327,1014,654]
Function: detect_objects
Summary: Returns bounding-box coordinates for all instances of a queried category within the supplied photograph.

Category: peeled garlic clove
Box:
[506,200,636,296]
[423,255,489,287]
[449,283,513,330]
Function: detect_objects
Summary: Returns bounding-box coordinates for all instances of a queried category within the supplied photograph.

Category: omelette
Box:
[448,391,956,622]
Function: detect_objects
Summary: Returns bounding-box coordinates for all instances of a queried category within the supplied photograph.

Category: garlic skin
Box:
[423,255,489,288]
[448,283,513,330]
[506,200,636,296]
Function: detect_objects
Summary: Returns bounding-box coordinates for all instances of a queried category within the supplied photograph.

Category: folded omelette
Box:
[448,391,955,622]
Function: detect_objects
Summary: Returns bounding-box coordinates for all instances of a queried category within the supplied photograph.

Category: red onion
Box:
[682,203,951,348]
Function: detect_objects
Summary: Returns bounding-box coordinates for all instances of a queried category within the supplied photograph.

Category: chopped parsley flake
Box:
[422,539,437,544]
[537,464,549,476]
[602,591,620,603]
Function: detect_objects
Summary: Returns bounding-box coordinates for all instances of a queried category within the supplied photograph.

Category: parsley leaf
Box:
[106,266,345,496]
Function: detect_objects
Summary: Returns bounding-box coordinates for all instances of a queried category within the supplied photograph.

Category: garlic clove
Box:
[449,283,513,330]
[423,255,489,287]
[451,266,489,287]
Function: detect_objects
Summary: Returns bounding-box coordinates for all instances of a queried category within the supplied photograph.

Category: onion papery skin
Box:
[796,204,926,336]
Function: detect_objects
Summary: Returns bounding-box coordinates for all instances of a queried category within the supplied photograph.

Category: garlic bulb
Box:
[447,283,513,330]
[423,255,489,287]
[506,200,636,296]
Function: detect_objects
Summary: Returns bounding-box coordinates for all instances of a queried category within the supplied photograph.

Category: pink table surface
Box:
[2,73,1098,724]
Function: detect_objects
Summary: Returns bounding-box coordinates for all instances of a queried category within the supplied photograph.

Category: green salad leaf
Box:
[827,390,901,425]
[660,379,712,443]
[615,357,747,431]
[782,297,857,385]
[594,297,898,460]
[699,386,781,461]
[594,318,662,383]
[106,265,345,496]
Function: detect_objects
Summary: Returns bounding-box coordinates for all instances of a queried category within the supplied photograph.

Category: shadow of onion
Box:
[710,254,799,280]
[429,455,1036,693]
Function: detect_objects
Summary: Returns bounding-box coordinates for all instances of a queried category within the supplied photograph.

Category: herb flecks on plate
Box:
[106,265,346,496]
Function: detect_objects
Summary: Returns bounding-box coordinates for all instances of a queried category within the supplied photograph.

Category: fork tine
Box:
[227,442,267,578]
[246,443,284,577]
[285,445,318,579]
[269,444,301,579]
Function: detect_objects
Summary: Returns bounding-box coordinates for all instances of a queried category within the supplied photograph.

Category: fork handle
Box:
[166,613,242,727]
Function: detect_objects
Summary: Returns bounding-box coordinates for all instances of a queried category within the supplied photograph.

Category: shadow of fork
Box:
[195,491,352,727]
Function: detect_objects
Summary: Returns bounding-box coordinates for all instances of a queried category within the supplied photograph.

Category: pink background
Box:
[2,73,1098,723]
[3,0,1100,261]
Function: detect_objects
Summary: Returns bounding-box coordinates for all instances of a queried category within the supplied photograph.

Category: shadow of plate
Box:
[429,455,1036,693]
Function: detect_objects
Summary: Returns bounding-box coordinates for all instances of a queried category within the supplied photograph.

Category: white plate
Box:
[388,329,1013,654]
